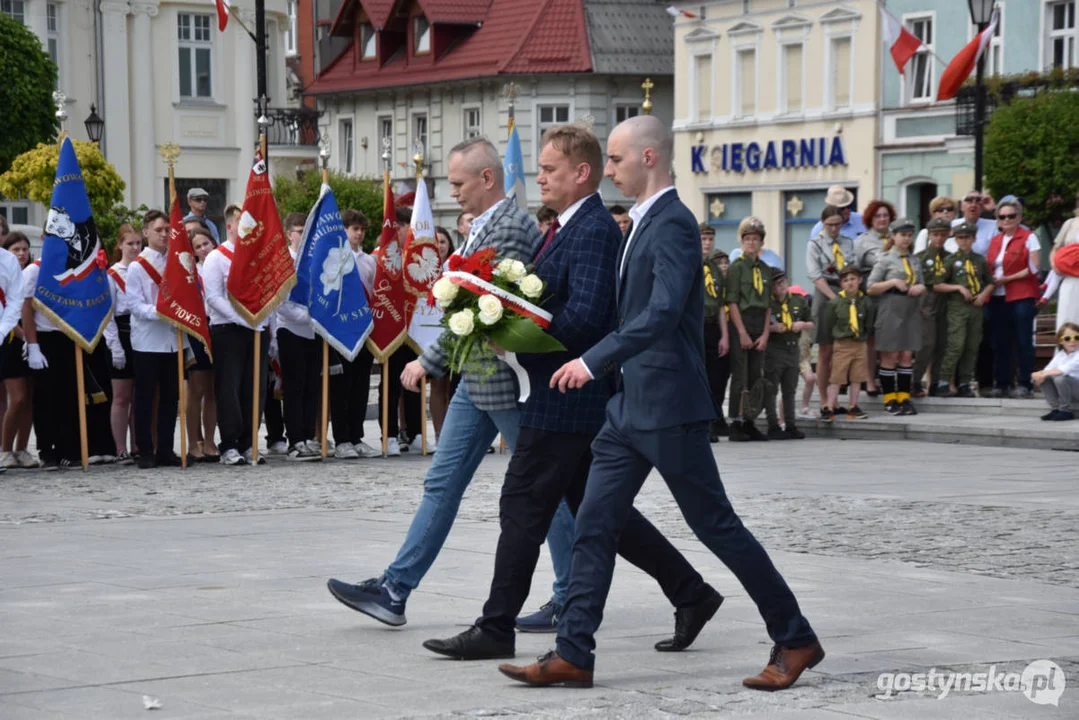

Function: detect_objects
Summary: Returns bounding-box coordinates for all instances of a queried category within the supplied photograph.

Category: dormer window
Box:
[361,22,376,59]
[414,15,430,54]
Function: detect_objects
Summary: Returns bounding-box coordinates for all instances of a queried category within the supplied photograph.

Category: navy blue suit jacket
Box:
[580,189,717,432]
[518,193,620,435]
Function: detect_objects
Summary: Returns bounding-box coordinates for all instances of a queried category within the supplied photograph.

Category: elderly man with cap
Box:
[808,185,866,241]
[700,223,730,440]
[183,188,220,244]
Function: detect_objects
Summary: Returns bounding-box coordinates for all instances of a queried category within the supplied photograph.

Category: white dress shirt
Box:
[1046,348,1079,378]
[22,262,58,334]
[620,186,675,278]
[103,262,131,357]
[127,247,185,352]
[351,245,377,294]
[460,198,506,256]
[557,193,594,230]
[0,248,26,339]
[275,248,315,340]
[201,240,268,330]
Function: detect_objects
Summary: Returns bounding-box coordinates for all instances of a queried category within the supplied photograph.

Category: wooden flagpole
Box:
[250,132,268,465]
[380,149,391,458]
[162,144,188,470]
[75,346,89,469]
[320,163,331,459]
[412,143,427,456]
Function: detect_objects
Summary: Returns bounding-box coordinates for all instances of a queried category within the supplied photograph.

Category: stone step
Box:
[857,394,1047,418]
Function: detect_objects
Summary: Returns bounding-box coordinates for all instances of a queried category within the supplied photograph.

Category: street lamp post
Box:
[84,104,105,145]
[968,0,995,191]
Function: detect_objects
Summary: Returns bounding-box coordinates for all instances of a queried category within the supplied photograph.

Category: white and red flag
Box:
[880,6,923,75]
[665,6,696,19]
[215,0,231,31]
[938,8,999,101]
[158,190,211,357]
[365,179,408,362]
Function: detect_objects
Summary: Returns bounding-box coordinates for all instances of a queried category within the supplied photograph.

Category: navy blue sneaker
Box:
[515,599,562,633]
[326,577,407,626]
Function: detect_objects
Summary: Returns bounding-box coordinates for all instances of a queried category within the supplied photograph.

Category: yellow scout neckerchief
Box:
[839,289,858,338]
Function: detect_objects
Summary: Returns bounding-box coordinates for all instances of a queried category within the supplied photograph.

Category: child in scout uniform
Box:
[913,217,953,396]
[701,224,731,441]
[764,268,813,438]
[867,217,928,416]
[726,217,771,442]
[824,265,873,420]
[807,206,857,418]
[934,222,995,398]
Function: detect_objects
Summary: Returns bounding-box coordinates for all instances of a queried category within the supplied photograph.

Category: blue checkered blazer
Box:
[417,199,543,411]
[518,194,620,434]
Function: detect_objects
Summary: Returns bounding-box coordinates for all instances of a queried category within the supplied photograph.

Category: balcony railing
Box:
[261,107,323,147]
[955,74,1079,136]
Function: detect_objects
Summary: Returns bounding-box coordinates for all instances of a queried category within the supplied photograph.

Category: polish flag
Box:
[880,6,923,75]
[938,8,999,101]
[215,0,231,31]
[665,6,697,19]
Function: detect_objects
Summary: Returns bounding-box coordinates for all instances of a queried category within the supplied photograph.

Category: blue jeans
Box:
[989,296,1037,391]
[547,500,575,606]
[382,383,574,600]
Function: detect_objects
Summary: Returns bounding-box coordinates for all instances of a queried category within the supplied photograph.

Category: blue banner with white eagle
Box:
[33,137,113,351]
[294,184,373,361]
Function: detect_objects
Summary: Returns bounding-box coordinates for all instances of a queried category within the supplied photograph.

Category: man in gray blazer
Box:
[499,116,824,691]
[326,138,575,627]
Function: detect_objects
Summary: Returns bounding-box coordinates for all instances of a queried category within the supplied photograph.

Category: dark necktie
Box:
[534,218,560,261]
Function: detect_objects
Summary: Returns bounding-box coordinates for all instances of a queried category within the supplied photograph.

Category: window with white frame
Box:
[829,35,852,109]
[414,15,430,54]
[463,108,481,139]
[906,16,933,101]
[339,119,354,174]
[412,113,428,155]
[537,104,569,128]
[781,43,804,113]
[692,54,712,121]
[1047,0,1076,69]
[285,0,297,56]
[361,23,377,59]
[178,13,214,99]
[735,48,756,117]
[1,0,25,23]
[47,2,60,89]
[379,116,392,146]
[0,203,30,226]
[615,103,640,124]
[980,2,1004,75]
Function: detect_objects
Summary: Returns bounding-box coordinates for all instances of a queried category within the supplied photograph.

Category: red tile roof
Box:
[310,0,594,95]
[419,0,492,24]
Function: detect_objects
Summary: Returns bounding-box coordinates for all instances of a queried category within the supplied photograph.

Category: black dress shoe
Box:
[422,625,515,660]
[728,422,751,442]
[156,454,183,467]
[743,422,769,442]
[137,455,157,470]
[655,589,724,652]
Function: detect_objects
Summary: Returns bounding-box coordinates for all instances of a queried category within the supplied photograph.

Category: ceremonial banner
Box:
[298,184,373,361]
[365,180,407,362]
[504,125,527,210]
[158,190,212,357]
[403,179,441,352]
[227,152,296,326]
[33,137,112,351]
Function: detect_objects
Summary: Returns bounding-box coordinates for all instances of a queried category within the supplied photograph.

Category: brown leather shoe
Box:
[498,650,593,688]
[742,641,825,691]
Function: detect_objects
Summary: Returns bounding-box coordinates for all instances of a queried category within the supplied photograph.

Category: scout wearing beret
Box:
[727,217,771,441]
[913,216,954,397]
[867,217,927,415]
[763,267,813,438]
[822,265,874,421]
[933,222,995,397]
[700,223,731,441]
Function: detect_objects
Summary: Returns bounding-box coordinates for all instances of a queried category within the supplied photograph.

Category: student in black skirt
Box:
[187,225,219,461]
[104,224,143,463]
[0,232,36,469]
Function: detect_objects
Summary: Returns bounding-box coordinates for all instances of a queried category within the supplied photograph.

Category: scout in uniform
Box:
[853,200,896,397]
[763,268,813,438]
[701,224,730,441]
[913,217,953,396]
[726,217,771,442]
[824,265,873,420]
[807,205,857,416]
[933,222,995,398]
[867,217,927,415]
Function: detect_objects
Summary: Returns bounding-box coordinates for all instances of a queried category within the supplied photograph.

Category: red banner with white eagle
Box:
[157,190,212,358]
[402,179,441,353]
[365,176,408,362]
[227,152,296,326]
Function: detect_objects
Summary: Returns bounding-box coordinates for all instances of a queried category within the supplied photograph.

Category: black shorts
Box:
[189,338,213,371]
[0,335,31,380]
[109,315,136,380]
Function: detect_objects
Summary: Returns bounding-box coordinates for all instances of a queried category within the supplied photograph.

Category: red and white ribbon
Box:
[443,271,552,329]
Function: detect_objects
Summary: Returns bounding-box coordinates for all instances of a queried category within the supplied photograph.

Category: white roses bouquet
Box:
[431,249,565,376]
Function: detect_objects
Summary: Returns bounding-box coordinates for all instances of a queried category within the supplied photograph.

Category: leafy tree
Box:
[273,170,384,252]
[0,139,126,230]
[0,15,58,174]
[96,203,151,258]
[984,90,1079,234]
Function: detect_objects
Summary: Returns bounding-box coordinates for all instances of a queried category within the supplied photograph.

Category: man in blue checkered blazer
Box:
[326,138,575,628]
[421,124,720,662]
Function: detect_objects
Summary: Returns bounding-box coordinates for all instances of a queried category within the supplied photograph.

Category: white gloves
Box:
[25,343,48,370]
[111,347,127,370]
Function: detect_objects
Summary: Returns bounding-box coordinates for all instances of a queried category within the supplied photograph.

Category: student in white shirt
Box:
[1033,323,1079,421]
[104,225,144,463]
[186,225,219,462]
[127,209,186,469]
[0,234,27,472]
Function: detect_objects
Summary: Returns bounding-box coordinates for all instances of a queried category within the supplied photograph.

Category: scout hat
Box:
[738,216,766,240]
[889,216,915,234]
[838,264,862,280]
[953,222,978,236]
[771,267,787,282]
[825,185,855,208]
[699,222,716,236]
[926,217,951,232]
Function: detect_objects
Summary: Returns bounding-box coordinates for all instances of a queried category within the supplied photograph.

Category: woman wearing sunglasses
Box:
[985,200,1041,398]
[1032,323,1079,421]
[913,196,959,255]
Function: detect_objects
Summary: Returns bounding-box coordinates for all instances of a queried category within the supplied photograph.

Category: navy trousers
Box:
[555,408,818,670]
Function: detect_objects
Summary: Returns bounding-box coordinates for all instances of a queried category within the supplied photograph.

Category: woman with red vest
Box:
[985,199,1042,398]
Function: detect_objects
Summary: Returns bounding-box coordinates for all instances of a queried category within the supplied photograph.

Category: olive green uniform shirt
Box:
[725,254,772,311]
[827,291,875,341]
[703,256,725,322]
